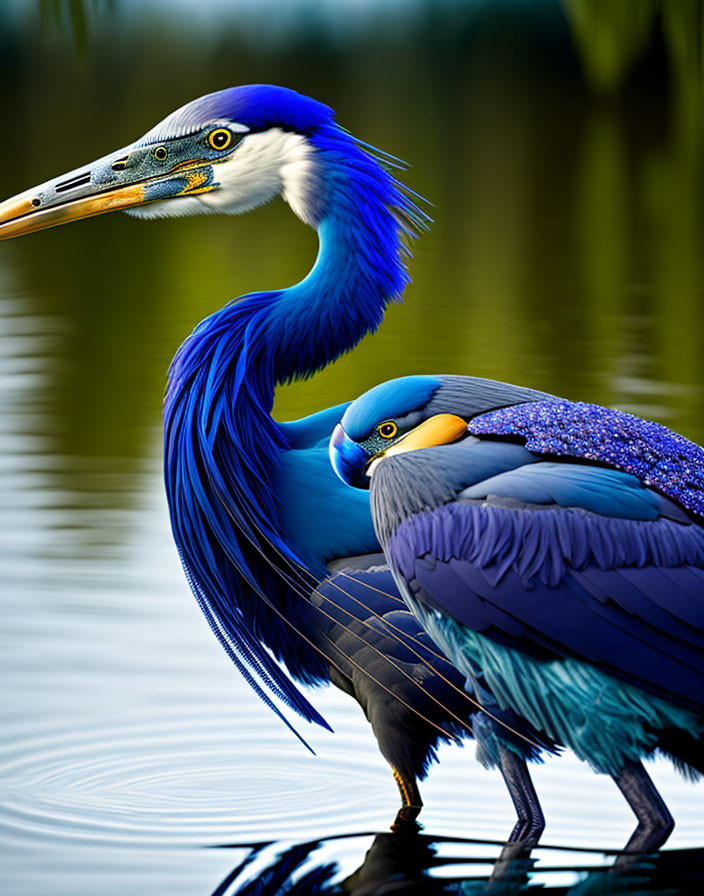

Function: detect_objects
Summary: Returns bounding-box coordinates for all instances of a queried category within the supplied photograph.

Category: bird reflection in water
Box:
[209,829,704,895]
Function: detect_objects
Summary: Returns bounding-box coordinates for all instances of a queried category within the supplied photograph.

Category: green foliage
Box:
[564,0,657,93]
[38,0,116,53]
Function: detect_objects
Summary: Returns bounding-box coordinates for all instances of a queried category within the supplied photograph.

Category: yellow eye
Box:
[153,146,168,161]
[378,421,398,439]
[207,128,234,151]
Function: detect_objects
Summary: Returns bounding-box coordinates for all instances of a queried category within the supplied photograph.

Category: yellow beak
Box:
[382,413,467,458]
[0,183,149,240]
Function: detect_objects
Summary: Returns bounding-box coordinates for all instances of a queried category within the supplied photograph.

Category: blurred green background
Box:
[1,0,703,527]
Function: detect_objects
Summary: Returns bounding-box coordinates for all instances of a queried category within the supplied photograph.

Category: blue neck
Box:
[266,131,416,381]
[163,131,426,722]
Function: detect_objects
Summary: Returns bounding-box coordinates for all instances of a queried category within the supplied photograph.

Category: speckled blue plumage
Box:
[469,400,704,520]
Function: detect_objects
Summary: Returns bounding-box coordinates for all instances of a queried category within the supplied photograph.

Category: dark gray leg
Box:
[612,760,674,865]
[498,745,545,846]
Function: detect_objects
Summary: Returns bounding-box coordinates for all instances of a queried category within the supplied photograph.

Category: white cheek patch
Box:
[366,456,383,478]
[279,133,324,226]
[201,128,322,225]
[126,128,323,225]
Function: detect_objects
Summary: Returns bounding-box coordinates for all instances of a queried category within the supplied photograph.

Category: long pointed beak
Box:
[0,183,148,240]
[0,144,216,240]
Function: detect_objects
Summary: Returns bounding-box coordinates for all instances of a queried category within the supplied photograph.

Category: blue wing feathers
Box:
[388,501,704,714]
[462,463,663,520]
[659,566,704,605]
[407,500,704,587]
[569,571,704,668]
[414,554,704,712]
[575,567,704,650]
[619,567,704,628]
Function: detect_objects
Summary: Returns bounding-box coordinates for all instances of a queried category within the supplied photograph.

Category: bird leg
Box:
[390,767,423,831]
[498,745,545,846]
[612,759,674,867]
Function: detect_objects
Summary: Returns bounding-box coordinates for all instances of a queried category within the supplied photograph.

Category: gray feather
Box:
[429,375,555,419]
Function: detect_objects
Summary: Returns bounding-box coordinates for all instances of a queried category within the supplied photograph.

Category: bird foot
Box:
[489,842,536,888]
[507,816,544,848]
[390,805,423,833]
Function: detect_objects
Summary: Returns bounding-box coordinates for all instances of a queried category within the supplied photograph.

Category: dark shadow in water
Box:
[209,830,704,895]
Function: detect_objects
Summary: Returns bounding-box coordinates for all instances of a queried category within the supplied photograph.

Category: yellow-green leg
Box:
[390,767,423,830]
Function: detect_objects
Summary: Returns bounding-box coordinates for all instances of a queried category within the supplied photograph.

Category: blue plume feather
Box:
[163,106,429,740]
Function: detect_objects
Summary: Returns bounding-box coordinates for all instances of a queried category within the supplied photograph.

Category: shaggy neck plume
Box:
[163,127,427,733]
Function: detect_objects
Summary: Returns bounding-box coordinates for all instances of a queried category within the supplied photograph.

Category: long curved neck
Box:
[266,139,416,382]
[164,135,425,710]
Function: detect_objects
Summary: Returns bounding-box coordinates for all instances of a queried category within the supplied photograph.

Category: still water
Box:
[1,283,702,891]
[1,1,704,893]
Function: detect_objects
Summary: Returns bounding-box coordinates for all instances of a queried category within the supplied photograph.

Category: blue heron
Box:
[330,373,704,853]
[0,85,555,834]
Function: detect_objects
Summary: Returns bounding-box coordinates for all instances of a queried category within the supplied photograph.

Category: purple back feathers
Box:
[469,400,704,520]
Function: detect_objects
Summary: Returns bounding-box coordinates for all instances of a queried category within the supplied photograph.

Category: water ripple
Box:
[0,710,388,848]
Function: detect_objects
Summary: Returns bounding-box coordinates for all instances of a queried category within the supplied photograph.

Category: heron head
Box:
[330,374,558,488]
[330,375,468,488]
[0,85,335,239]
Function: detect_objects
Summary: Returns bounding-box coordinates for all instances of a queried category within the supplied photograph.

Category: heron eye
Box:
[207,128,234,151]
[153,146,168,161]
[378,421,398,439]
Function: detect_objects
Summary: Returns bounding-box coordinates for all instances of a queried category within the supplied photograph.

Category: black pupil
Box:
[213,131,228,147]
[381,424,394,437]
[155,147,167,160]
